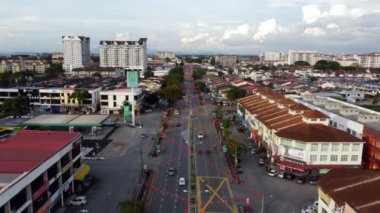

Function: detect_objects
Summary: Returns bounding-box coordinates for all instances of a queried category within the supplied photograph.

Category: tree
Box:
[144,70,154,79]
[195,82,206,93]
[158,84,183,105]
[210,57,216,66]
[69,89,91,110]
[294,61,310,66]
[224,138,247,165]
[1,97,30,116]
[145,93,159,105]
[119,201,145,213]
[91,72,102,78]
[222,119,231,129]
[165,57,171,63]
[227,87,246,100]
[373,93,380,104]
[314,60,341,71]
[45,63,64,77]
[192,68,206,80]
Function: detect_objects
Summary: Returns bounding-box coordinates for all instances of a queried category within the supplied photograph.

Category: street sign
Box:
[124,105,130,120]
[223,145,228,153]
[127,71,139,88]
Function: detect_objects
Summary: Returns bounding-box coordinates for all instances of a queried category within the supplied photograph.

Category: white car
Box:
[70,196,87,206]
[267,169,278,177]
[179,177,186,186]
[197,132,204,139]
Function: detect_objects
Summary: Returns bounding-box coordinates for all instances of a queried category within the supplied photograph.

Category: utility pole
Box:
[261,194,264,213]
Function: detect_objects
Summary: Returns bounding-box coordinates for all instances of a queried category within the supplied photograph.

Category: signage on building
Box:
[279,145,305,160]
[127,71,139,88]
[124,106,130,120]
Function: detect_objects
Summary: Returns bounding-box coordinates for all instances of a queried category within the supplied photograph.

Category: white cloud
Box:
[326,23,339,29]
[222,24,251,40]
[302,5,327,24]
[253,19,277,42]
[181,32,210,44]
[19,16,39,22]
[114,32,130,41]
[304,27,326,37]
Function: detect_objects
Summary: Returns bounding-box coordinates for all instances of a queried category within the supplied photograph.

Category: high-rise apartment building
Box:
[358,53,380,68]
[62,36,91,72]
[215,55,237,67]
[155,52,176,59]
[99,38,147,72]
[264,51,282,62]
[288,50,318,65]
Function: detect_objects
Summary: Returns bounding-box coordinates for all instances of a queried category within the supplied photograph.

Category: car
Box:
[258,158,265,165]
[309,176,318,185]
[247,144,253,149]
[307,204,318,212]
[145,109,153,112]
[277,171,285,179]
[167,167,176,176]
[140,134,147,138]
[179,177,186,186]
[175,110,179,115]
[250,149,256,154]
[284,173,295,180]
[197,132,204,139]
[301,209,314,213]
[78,210,89,213]
[70,196,87,206]
[267,169,278,177]
[297,177,306,184]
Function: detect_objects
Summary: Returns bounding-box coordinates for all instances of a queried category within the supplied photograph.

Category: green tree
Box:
[227,86,246,100]
[159,84,183,105]
[373,93,380,104]
[144,70,154,79]
[1,97,30,116]
[314,60,341,71]
[222,119,231,129]
[294,61,310,66]
[210,57,215,66]
[165,57,171,63]
[195,82,206,93]
[213,107,224,120]
[45,63,64,77]
[69,89,91,110]
[91,72,102,78]
[192,68,206,80]
[224,138,247,165]
[119,201,145,213]
[145,93,159,105]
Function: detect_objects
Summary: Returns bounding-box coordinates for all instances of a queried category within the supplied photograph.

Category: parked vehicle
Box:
[175,110,179,115]
[167,167,176,176]
[78,210,89,213]
[309,176,318,185]
[284,173,295,180]
[197,132,204,139]
[267,169,278,177]
[250,148,256,154]
[277,171,285,179]
[140,133,147,138]
[297,177,306,184]
[70,196,87,206]
[179,177,186,186]
[258,158,265,165]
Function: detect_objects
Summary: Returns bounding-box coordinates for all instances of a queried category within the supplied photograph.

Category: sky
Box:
[0,0,379,54]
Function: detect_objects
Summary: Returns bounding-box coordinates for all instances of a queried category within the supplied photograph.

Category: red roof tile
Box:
[303,110,330,119]
[275,123,363,142]
[0,131,81,173]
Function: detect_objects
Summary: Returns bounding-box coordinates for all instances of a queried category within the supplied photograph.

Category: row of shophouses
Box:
[236,88,380,176]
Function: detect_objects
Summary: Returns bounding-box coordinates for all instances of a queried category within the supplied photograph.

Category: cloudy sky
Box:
[0,0,379,54]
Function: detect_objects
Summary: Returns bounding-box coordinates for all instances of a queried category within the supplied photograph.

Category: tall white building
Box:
[288,50,318,65]
[358,53,380,68]
[62,36,91,72]
[99,38,147,72]
[264,51,282,62]
[155,52,176,59]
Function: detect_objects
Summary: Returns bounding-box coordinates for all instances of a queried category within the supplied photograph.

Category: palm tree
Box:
[69,89,90,111]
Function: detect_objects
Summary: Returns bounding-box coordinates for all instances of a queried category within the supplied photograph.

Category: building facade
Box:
[357,53,380,68]
[155,52,176,59]
[264,51,282,62]
[215,55,237,67]
[237,89,364,176]
[99,38,147,73]
[100,88,143,114]
[288,50,318,65]
[0,131,86,213]
[62,36,91,72]
[288,94,380,169]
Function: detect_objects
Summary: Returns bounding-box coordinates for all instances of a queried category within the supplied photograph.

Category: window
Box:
[113,95,116,101]
[352,130,357,136]
[341,155,348,161]
[321,144,329,152]
[320,155,327,161]
[332,144,339,152]
[333,122,337,127]
[352,144,360,152]
[342,144,349,152]
[113,102,117,107]
[330,155,338,162]
[311,144,318,152]
[346,128,351,134]
[310,155,317,162]
[351,155,358,161]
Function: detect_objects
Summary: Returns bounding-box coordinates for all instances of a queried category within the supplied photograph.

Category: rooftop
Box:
[276,123,363,142]
[318,169,380,213]
[22,114,110,127]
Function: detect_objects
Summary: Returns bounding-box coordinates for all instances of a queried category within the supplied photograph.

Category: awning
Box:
[75,163,90,181]
[277,160,305,172]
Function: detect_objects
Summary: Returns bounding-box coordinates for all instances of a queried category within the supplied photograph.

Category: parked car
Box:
[297,177,306,184]
[175,110,179,115]
[250,148,256,154]
[78,210,89,213]
[70,196,87,206]
[267,169,278,177]
[247,144,253,149]
[179,177,186,186]
[309,176,318,185]
[197,132,204,139]
[167,167,176,176]
[284,173,295,180]
[258,158,265,165]
[140,133,147,138]
[277,171,285,179]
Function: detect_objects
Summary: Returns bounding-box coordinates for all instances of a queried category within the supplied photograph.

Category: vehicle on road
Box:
[179,177,186,186]
[250,148,256,154]
[284,173,295,180]
[309,176,318,185]
[175,110,179,115]
[247,144,253,149]
[258,158,265,165]
[277,171,285,179]
[297,177,306,184]
[70,196,87,206]
[78,210,89,213]
[197,132,204,139]
[144,109,153,113]
[140,133,147,138]
[167,168,176,176]
[267,169,278,177]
